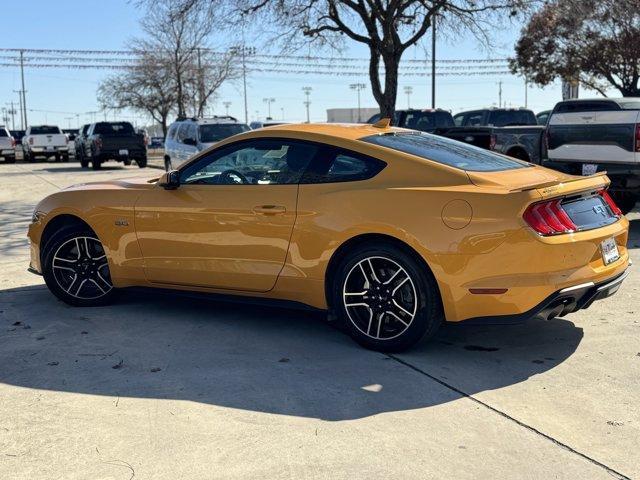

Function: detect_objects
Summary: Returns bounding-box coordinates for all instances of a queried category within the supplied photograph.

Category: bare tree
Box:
[138,0,232,117]
[98,51,176,136]
[177,0,528,118]
[511,0,640,97]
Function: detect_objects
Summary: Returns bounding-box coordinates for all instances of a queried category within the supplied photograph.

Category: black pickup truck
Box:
[368,108,545,164]
[82,121,147,170]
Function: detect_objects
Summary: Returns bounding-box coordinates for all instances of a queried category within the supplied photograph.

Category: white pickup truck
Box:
[23,125,70,162]
[0,126,16,163]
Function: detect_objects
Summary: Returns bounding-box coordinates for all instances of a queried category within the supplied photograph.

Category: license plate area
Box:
[601,237,620,265]
[119,149,129,156]
[582,163,598,176]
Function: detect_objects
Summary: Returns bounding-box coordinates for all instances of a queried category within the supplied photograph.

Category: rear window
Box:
[362,132,529,172]
[554,101,620,113]
[30,126,61,135]
[93,122,135,135]
[487,110,536,126]
[0,129,8,137]
[199,124,250,143]
[403,111,455,131]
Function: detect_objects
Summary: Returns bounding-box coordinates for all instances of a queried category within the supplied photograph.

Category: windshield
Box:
[362,132,529,172]
[93,122,135,135]
[403,111,454,131]
[30,126,61,135]
[199,124,250,143]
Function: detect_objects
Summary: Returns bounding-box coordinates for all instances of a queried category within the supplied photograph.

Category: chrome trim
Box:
[595,269,629,292]
[559,281,595,293]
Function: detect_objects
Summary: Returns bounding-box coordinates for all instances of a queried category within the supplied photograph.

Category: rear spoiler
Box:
[508,172,609,195]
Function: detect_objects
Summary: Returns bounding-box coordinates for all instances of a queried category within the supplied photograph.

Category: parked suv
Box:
[544,98,640,213]
[75,124,90,162]
[0,126,16,163]
[164,116,250,170]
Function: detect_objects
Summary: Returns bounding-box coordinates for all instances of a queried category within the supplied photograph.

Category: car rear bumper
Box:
[461,268,630,325]
[31,146,68,153]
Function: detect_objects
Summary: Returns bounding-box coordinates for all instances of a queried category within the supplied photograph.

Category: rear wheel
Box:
[80,156,89,168]
[42,227,115,307]
[137,156,147,168]
[91,157,101,170]
[332,242,443,352]
[4,156,16,164]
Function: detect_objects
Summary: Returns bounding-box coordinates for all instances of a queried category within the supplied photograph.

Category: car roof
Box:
[555,97,640,109]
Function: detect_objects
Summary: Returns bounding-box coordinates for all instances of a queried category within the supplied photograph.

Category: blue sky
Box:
[0,0,570,129]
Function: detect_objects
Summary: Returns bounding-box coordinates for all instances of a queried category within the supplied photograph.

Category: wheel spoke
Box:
[52,257,77,273]
[94,271,112,291]
[375,312,384,338]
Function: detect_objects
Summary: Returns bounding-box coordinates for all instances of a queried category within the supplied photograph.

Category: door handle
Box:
[253,205,286,215]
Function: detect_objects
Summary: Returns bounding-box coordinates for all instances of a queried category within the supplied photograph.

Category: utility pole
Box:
[431,14,436,109]
[232,45,255,125]
[524,77,528,108]
[13,91,24,130]
[20,50,28,128]
[349,83,366,122]
[302,86,312,123]
[6,102,17,130]
[404,86,413,109]
[223,101,231,116]
[497,81,503,108]
[197,47,204,116]
[263,97,275,118]
[65,116,73,129]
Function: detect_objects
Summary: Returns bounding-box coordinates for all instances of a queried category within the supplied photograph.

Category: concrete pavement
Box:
[0,161,638,479]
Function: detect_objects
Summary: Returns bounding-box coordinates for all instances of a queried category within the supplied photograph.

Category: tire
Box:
[42,226,116,307]
[91,157,102,170]
[123,158,132,166]
[137,156,147,168]
[54,154,61,163]
[164,156,172,172]
[80,156,89,168]
[24,151,34,163]
[4,156,16,164]
[610,191,637,215]
[62,154,70,163]
[331,242,443,352]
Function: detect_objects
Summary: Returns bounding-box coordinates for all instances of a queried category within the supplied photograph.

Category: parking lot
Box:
[1,161,639,479]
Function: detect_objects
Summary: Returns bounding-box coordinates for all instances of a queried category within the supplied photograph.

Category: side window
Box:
[301,148,386,184]
[180,139,318,185]
[453,114,464,126]
[187,124,198,142]
[167,124,178,140]
[464,112,484,126]
[176,123,190,143]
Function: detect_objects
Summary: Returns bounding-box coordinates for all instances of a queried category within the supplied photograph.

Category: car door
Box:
[134,138,318,292]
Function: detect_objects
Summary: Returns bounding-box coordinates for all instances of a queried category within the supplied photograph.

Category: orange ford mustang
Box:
[27,122,630,351]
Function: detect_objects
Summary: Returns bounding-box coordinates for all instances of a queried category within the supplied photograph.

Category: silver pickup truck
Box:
[0,126,16,163]
[23,125,70,162]
[543,98,640,213]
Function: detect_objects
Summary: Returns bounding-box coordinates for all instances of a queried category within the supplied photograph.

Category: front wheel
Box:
[332,242,443,352]
[91,157,101,170]
[42,227,116,307]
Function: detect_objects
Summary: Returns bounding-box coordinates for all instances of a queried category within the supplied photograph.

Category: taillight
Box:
[523,199,577,235]
[489,134,496,150]
[599,189,622,216]
[94,137,103,149]
[635,124,640,152]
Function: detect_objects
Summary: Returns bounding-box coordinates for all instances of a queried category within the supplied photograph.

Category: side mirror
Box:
[183,137,197,146]
[158,170,180,190]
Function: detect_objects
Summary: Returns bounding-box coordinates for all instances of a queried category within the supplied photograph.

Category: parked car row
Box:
[367,101,640,213]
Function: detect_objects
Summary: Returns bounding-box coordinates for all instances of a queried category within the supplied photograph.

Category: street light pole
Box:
[302,86,312,123]
[13,91,24,130]
[263,97,275,118]
[404,86,413,109]
[20,50,28,128]
[431,14,436,109]
[349,83,366,122]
